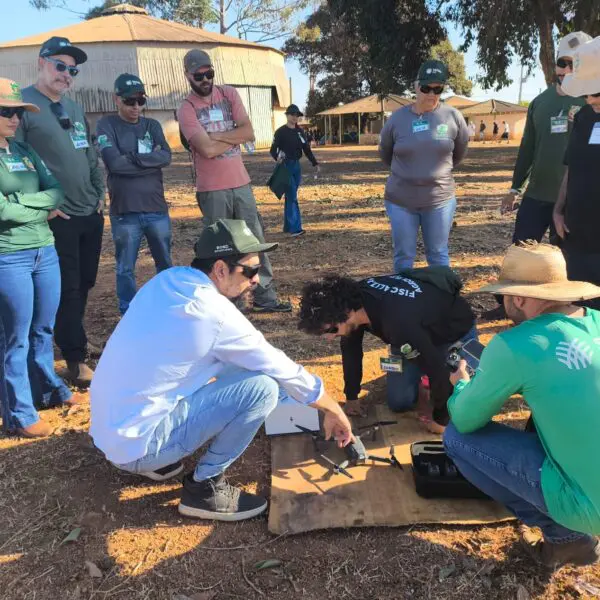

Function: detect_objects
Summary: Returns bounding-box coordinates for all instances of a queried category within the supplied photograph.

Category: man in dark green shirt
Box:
[16,37,105,386]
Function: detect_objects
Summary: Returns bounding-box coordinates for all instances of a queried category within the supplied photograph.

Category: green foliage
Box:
[430,39,472,96]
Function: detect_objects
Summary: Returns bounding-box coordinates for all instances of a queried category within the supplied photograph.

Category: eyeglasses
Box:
[556,58,573,69]
[193,69,215,82]
[419,84,444,95]
[235,263,260,279]
[44,57,79,77]
[583,92,600,98]
[122,96,147,107]
[49,102,71,130]
[322,325,339,335]
[0,106,25,120]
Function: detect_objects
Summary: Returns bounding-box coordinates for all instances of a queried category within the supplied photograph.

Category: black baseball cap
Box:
[114,73,145,98]
[184,49,212,73]
[39,37,87,65]
[285,104,303,116]
[194,219,278,259]
[417,60,449,85]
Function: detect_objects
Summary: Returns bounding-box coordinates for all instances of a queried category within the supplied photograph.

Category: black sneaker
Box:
[178,473,268,521]
[252,301,292,313]
[291,230,306,238]
[139,461,184,482]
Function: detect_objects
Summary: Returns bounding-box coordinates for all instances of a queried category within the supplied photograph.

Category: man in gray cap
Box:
[90,219,352,521]
[17,36,105,385]
[178,49,291,313]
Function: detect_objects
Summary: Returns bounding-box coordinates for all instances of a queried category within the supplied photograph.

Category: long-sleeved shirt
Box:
[96,115,171,216]
[448,311,600,535]
[379,103,469,210]
[90,266,323,464]
[270,125,318,166]
[341,268,474,421]
[511,86,586,203]
[0,139,64,254]
[16,86,104,216]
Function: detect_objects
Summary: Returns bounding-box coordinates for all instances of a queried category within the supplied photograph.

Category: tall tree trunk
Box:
[220,0,226,34]
[532,0,556,87]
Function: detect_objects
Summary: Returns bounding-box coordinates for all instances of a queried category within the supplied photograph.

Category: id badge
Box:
[209,108,224,122]
[589,123,600,145]
[137,136,153,154]
[380,356,403,373]
[412,119,429,133]
[2,156,28,172]
[70,132,89,149]
[550,116,568,134]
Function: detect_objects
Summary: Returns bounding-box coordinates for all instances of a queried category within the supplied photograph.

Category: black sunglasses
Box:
[235,263,260,279]
[556,58,573,69]
[0,106,25,120]
[49,102,72,130]
[322,325,339,335]
[193,69,215,82]
[45,57,79,77]
[420,84,444,95]
[122,96,147,107]
[584,92,600,98]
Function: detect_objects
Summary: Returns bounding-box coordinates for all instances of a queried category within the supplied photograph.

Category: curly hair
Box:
[298,275,364,335]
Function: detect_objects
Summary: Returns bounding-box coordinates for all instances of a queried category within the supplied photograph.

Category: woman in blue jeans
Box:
[379,60,469,271]
[0,78,77,438]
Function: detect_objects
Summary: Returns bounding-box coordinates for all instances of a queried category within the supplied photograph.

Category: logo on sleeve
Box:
[96,134,112,149]
[555,339,593,370]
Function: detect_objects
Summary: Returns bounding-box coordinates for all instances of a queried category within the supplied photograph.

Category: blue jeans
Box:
[444,422,593,544]
[283,160,302,234]
[0,246,72,430]
[110,212,172,314]
[386,198,457,271]
[116,368,279,481]
[387,325,477,412]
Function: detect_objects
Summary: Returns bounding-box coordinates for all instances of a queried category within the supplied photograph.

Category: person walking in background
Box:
[0,79,81,438]
[379,60,469,271]
[479,120,486,142]
[468,120,476,142]
[96,74,172,315]
[501,120,510,143]
[17,37,105,386]
[270,104,319,238]
[177,49,291,313]
[492,119,499,141]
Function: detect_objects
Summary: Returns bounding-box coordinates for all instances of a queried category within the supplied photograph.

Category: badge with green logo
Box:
[434,123,450,140]
[69,121,89,149]
[137,131,153,154]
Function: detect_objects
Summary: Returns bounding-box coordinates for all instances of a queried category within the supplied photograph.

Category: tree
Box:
[443,0,600,90]
[430,39,472,96]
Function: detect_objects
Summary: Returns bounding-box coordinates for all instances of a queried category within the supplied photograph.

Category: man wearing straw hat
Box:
[444,243,600,569]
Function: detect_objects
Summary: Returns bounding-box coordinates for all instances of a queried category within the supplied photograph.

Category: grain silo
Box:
[0,3,291,148]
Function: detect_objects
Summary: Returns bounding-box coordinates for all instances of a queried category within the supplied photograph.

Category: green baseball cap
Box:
[114,73,145,97]
[194,219,278,259]
[417,60,449,85]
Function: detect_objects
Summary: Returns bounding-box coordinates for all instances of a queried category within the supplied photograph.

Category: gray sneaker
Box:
[522,536,600,569]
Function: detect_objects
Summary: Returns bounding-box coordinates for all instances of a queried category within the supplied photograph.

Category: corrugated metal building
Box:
[0,3,291,149]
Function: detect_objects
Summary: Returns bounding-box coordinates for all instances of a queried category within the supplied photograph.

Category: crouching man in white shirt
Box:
[90,219,353,521]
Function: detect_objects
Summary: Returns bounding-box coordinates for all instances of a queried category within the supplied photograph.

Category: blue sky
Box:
[0,0,548,108]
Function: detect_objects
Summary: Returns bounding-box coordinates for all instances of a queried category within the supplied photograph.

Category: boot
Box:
[523,535,600,569]
[66,362,94,387]
[16,420,54,438]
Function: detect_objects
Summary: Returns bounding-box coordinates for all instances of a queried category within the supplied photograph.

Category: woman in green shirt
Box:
[0,78,76,438]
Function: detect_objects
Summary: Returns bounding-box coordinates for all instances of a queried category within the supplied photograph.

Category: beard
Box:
[190,80,213,97]
[232,286,255,311]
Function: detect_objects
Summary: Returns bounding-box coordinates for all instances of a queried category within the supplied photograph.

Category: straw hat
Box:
[0,78,39,112]
[562,36,600,98]
[479,243,600,301]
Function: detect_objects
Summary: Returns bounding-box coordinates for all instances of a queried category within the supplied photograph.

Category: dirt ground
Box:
[1,144,599,600]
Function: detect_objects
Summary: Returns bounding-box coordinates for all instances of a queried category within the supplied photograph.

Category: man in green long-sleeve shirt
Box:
[444,243,600,570]
[16,37,105,386]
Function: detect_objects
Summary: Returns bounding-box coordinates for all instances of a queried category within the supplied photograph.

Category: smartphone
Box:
[447,339,485,375]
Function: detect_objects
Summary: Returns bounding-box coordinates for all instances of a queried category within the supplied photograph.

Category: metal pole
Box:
[339,114,342,145]
[358,112,361,145]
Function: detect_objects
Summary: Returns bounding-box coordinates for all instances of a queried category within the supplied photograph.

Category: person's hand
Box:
[501,192,519,214]
[450,359,470,386]
[48,209,70,221]
[323,406,354,448]
[553,212,569,239]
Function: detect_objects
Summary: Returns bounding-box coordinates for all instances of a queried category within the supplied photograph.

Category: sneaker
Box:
[252,301,292,313]
[522,536,600,569]
[15,420,54,438]
[66,361,94,387]
[178,473,268,521]
[140,461,184,482]
[291,230,306,238]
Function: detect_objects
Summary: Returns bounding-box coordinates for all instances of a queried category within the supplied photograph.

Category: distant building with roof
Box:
[0,3,291,148]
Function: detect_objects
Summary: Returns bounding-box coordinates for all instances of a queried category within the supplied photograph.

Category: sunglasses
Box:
[193,69,215,82]
[556,58,573,69]
[49,101,72,130]
[235,263,260,279]
[122,96,147,107]
[0,106,25,120]
[584,92,600,98]
[44,57,79,77]
[322,325,339,335]
[420,84,444,95]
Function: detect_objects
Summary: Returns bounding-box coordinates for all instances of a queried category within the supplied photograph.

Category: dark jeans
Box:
[50,212,104,363]
[513,196,557,245]
[562,239,600,311]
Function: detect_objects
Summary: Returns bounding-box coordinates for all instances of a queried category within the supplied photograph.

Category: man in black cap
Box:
[270,104,319,237]
[90,219,353,521]
[17,37,105,385]
[177,49,291,313]
[96,74,172,315]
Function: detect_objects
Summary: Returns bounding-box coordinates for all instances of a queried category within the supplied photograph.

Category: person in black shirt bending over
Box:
[554,37,600,311]
[298,268,476,430]
[270,104,319,238]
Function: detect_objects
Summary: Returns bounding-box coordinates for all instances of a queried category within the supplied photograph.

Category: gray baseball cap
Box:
[184,49,212,73]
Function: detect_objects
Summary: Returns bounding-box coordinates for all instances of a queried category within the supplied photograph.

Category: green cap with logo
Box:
[417,60,449,85]
[194,219,278,259]
[114,73,145,97]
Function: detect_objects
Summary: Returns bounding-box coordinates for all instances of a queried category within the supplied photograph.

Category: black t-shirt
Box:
[564,105,600,252]
[269,125,318,165]
[493,122,499,134]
